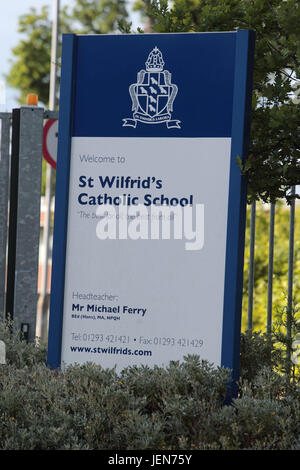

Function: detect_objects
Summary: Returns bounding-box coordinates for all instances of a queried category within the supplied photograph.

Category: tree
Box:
[131,0,300,203]
[6,0,129,106]
[7,0,300,202]
[7,6,53,106]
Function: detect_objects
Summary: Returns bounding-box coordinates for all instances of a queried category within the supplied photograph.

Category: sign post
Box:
[6,106,44,341]
[47,32,255,390]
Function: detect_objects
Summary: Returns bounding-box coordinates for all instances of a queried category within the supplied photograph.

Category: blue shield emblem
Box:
[137,72,171,118]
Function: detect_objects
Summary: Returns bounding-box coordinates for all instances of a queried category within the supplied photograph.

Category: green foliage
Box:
[0,320,299,450]
[239,330,280,384]
[71,0,129,34]
[1,319,47,368]
[5,1,129,106]
[272,303,300,380]
[6,6,53,106]
[134,0,300,203]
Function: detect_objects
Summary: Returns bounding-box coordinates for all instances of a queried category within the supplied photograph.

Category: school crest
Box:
[122,47,181,129]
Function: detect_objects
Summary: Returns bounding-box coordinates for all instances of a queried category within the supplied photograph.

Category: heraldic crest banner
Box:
[122,47,181,129]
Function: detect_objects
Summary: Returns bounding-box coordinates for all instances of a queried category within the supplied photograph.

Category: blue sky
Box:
[0,0,140,110]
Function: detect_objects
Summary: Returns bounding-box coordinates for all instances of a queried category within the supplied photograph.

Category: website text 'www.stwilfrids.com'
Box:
[70,345,152,357]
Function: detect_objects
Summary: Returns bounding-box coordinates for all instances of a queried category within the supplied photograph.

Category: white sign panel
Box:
[60,137,231,369]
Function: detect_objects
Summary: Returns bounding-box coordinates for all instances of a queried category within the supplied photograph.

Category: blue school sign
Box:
[47,31,255,390]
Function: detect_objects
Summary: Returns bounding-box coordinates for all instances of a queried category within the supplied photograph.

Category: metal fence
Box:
[0,109,298,345]
[247,196,296,337]
[245,195,297,335]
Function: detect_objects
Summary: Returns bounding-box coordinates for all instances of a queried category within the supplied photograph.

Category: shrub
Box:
[239,330,281,384]
[0,320,299,450]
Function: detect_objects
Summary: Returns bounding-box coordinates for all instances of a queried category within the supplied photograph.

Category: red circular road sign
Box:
[43,119,58,169]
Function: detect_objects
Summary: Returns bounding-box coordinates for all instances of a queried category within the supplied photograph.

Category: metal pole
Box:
[5,109,20,324]
[247,201,256,332]
[6,107,44,341]
[37,0,60,341]
[0,115,11,317]
[267,202,275,334]
[49,0,60,112]
[287,186,296,376]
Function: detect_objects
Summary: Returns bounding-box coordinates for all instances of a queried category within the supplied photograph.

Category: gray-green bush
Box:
[0,321,299,450]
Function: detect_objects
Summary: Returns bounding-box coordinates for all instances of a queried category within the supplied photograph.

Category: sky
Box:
[0,0,140,111]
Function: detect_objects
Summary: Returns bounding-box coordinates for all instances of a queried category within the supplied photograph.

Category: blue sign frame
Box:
[47,31,255,394]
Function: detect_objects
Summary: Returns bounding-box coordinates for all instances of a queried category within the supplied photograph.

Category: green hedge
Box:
[0,322,299,450]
